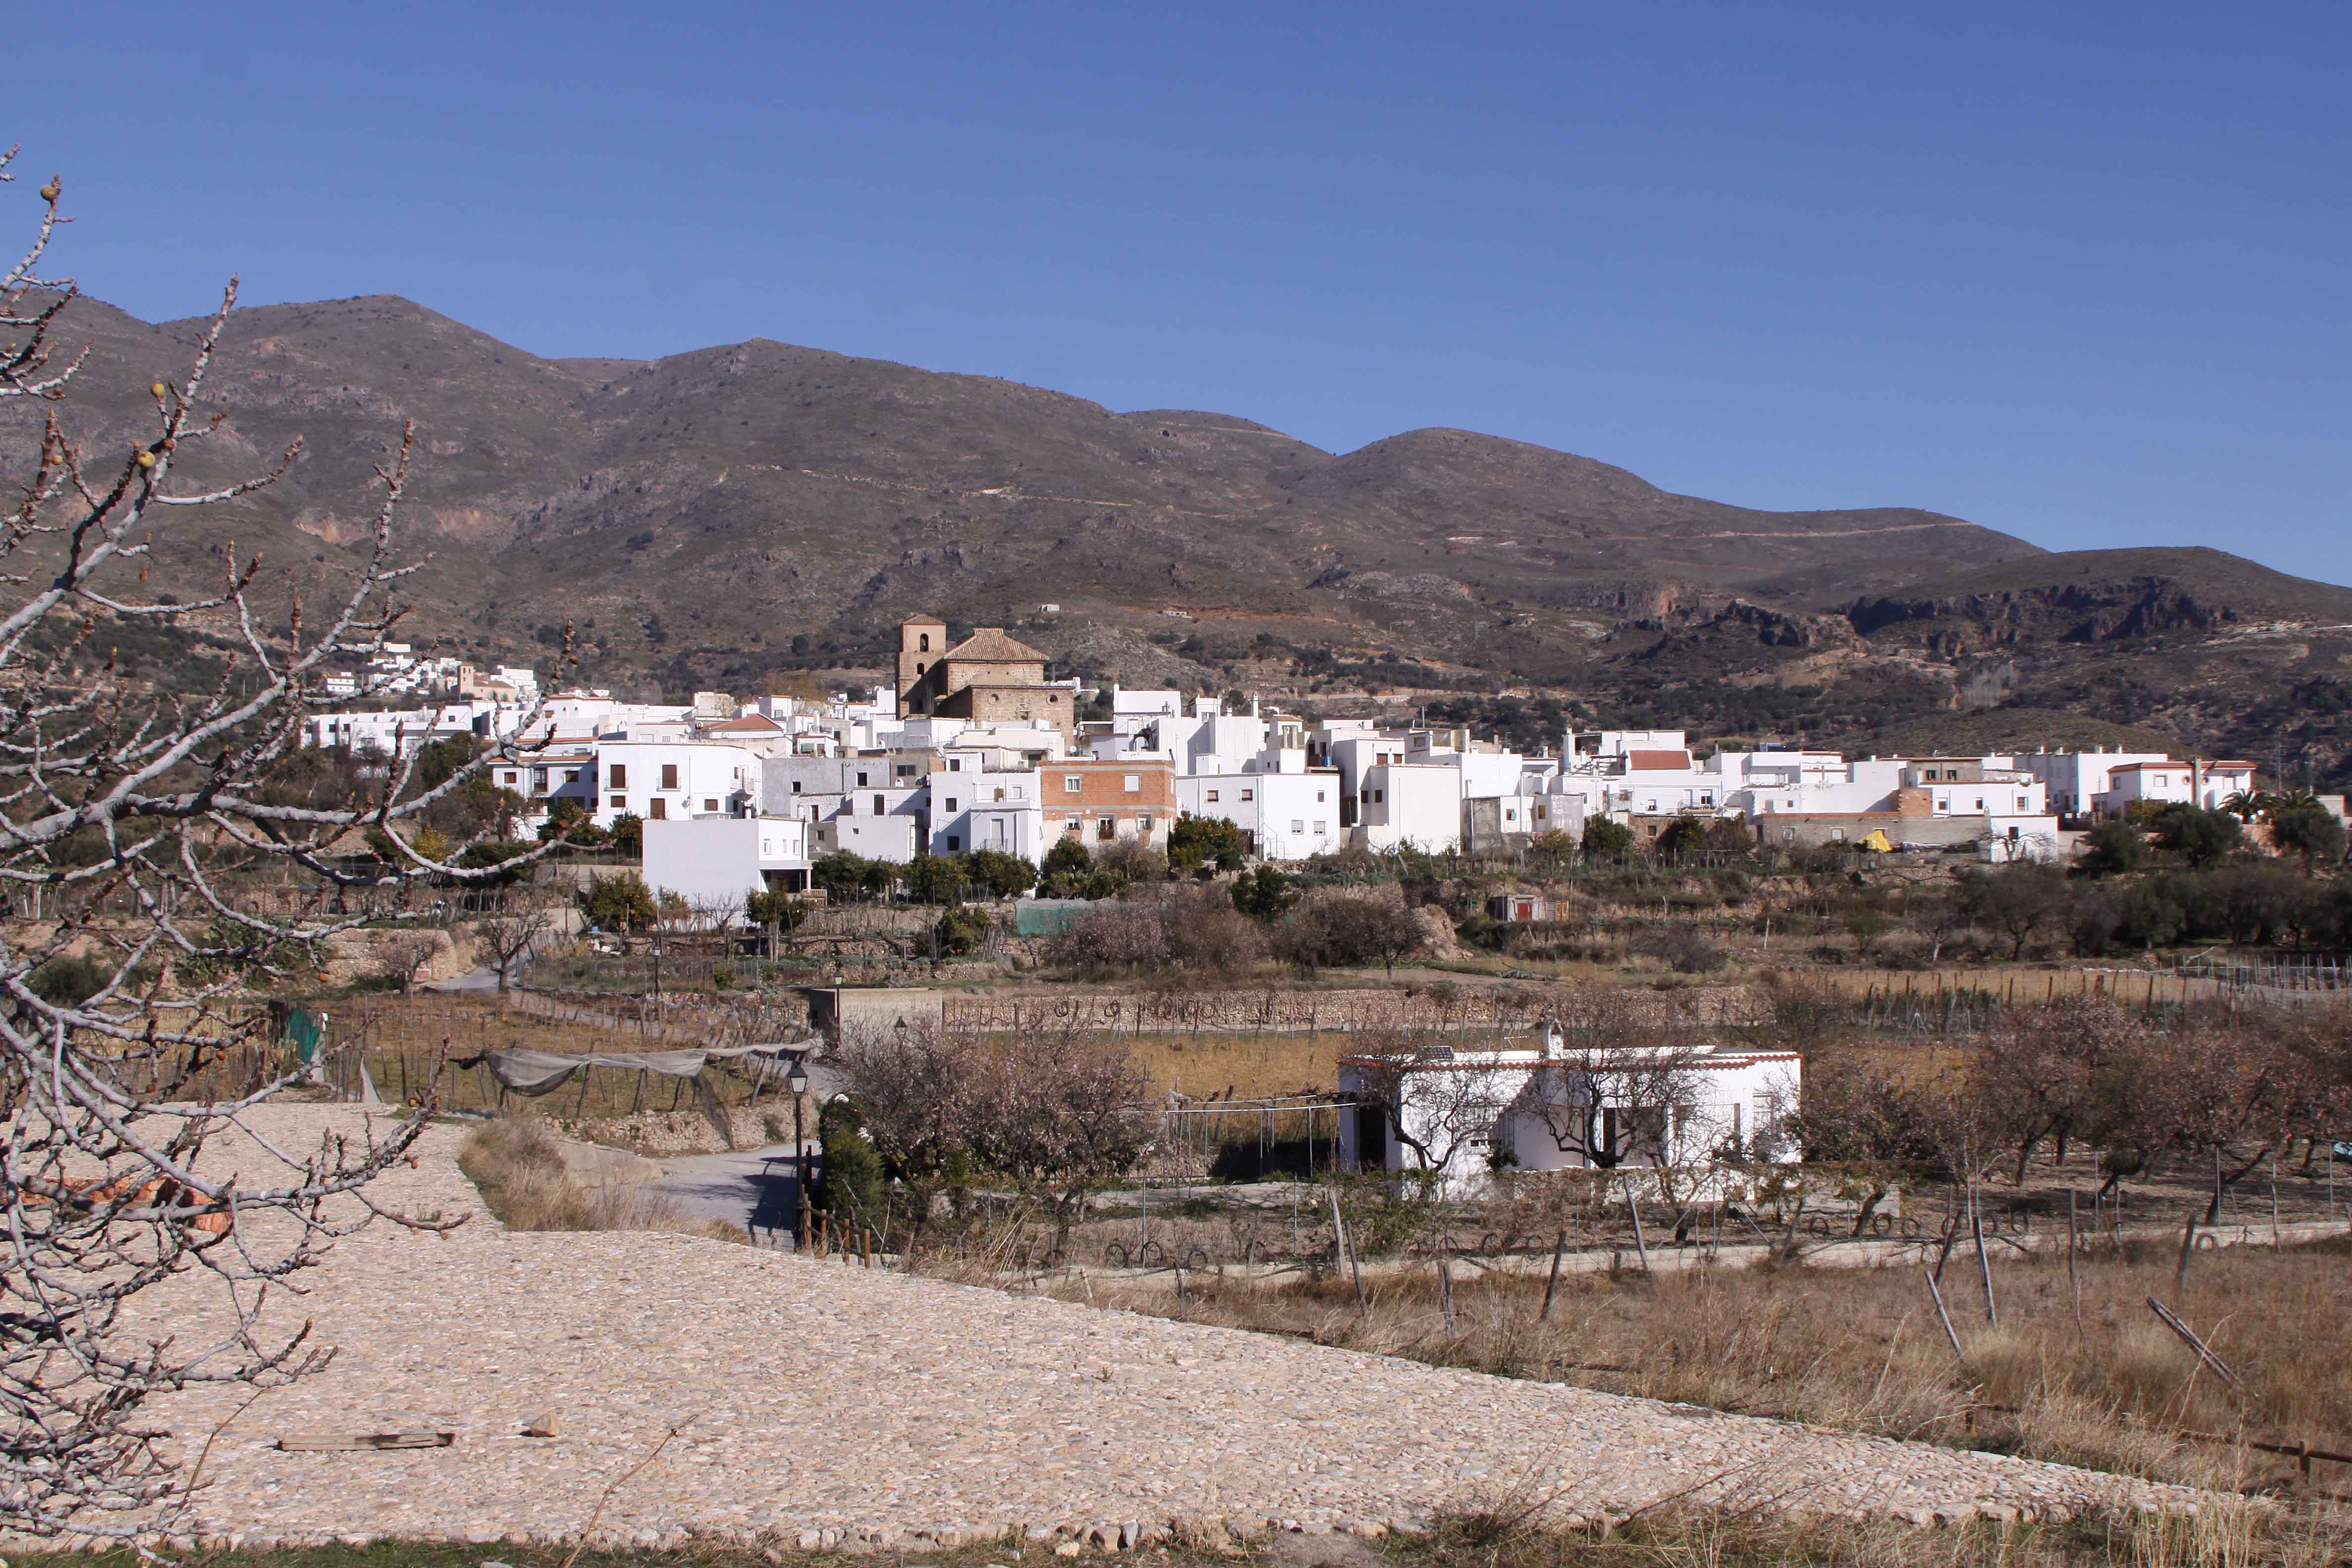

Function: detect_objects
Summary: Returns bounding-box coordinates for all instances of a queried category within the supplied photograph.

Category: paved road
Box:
[645,1143,813,1245]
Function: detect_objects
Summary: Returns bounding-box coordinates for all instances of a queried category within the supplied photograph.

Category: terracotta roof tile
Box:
[1625,749,1693,771]
[941,627,1047,663]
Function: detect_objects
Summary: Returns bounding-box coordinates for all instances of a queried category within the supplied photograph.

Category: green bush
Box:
[905,853,971,905]
[1581,817,1635,858]
[1167,813,1250,873]
[965,848,1037,898]
[816,1098,886,1225]
[933,905,992,955]
[580,871,657,934]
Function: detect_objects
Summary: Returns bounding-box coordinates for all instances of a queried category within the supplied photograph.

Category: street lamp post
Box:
[787,1056,811,1250]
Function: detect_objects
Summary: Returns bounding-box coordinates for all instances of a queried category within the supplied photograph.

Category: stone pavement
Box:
[97,1107,2199,1552]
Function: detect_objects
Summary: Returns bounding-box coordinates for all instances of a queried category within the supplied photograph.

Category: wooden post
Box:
[1923,1267,1965,1362]
[1328,1185,1368,1320]
[1437,1254,1455,1329]
[1627,1187,1652,1274]
[2146,1296,2246,1395]
[1970,1183,1998,1327]
[2066,1189,2085,1350]
[2172,1212,2198,1306]
[1539,1226,1568,1322]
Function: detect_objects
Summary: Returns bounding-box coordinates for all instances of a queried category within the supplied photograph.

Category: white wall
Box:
[641,815,810,916]
[1358,763,1463,853]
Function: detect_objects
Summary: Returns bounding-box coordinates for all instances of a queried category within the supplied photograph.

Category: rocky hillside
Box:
[18,292,2352,783]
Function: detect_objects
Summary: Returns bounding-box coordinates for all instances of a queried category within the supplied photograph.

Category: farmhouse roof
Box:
[1625,749,1694,771]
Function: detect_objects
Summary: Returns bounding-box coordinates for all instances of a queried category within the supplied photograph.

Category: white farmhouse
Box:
[1337,1021,1800,1195]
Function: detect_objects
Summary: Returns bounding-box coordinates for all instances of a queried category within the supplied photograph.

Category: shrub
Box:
[1581,817,1635,858]
[1093,838,1169,885]
[2077,818,2148,878]
[1230,864,1297,921]
[1277,892,1424,975]
[1631,927,1725,974]
[816,1098,886,1224]
[965,847,1037,898]
[1654,816,1710,858]
[811,850,877,901]
[1167,813,1250,873]
[2155,804,2241,868]
[1039,837,1091,883]
[904,853,971,905]
[1045,901,1172,971]
[933,904,992,955]
[580,871,657,934]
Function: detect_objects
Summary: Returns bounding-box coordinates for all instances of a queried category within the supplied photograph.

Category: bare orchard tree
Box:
[1516,988,1713,1170]
[832,1019,1150,1236]
[380,931,444,997]
[1346,1026,1518,1194]
[473,891,559,992]
[0,154,554,1542]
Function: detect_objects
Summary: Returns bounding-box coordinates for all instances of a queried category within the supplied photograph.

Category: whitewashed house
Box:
[1337,1021,1801,1196]
[640,815,813,913]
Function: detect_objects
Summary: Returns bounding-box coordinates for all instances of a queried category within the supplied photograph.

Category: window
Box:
[896,763,916,778]
[660,763,679,790]
[1206,789,1219,803]
[499,770,518,786]
[791,780,802,794]
[946,835,960,852]
[1291,819,1305,833]
[608,763,627,788]
[1974,797,1985,811]
[1097,816,1117,841]
[915,661,927,675]
[945,798,959,813]
[873,795,885,815]
[703,799,718,813]
[1829,826,1845,842]
[1138,815,1154,835]
[948,758,962,772]
[1066,815,1082,833]
[1240,788,1254,802]
[1123,774,1140,793]
[649,798,667,821]
[856,771,870,787]
[564,770,580,785]
[1780,827,1795,842]
[610,794,626,809]
[1065,775,1081,793]
[1314,821,1327,836]
[1315,790,1325,803]
[919,633,931,652]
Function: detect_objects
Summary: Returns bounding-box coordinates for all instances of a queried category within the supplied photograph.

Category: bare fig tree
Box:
[0,153,555,1543]
[473,891,560,992]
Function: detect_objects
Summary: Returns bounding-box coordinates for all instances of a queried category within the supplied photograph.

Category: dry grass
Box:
[1056,1235,2352,1497]
[1411,1497,2350,1568]
[1121,1030,1369,1100]
[457,1116,744,1242]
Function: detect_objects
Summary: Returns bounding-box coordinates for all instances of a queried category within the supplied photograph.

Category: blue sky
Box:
[30,2,2352,583]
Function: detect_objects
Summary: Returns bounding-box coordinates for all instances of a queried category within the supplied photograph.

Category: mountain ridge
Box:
[16,290,2351,783]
